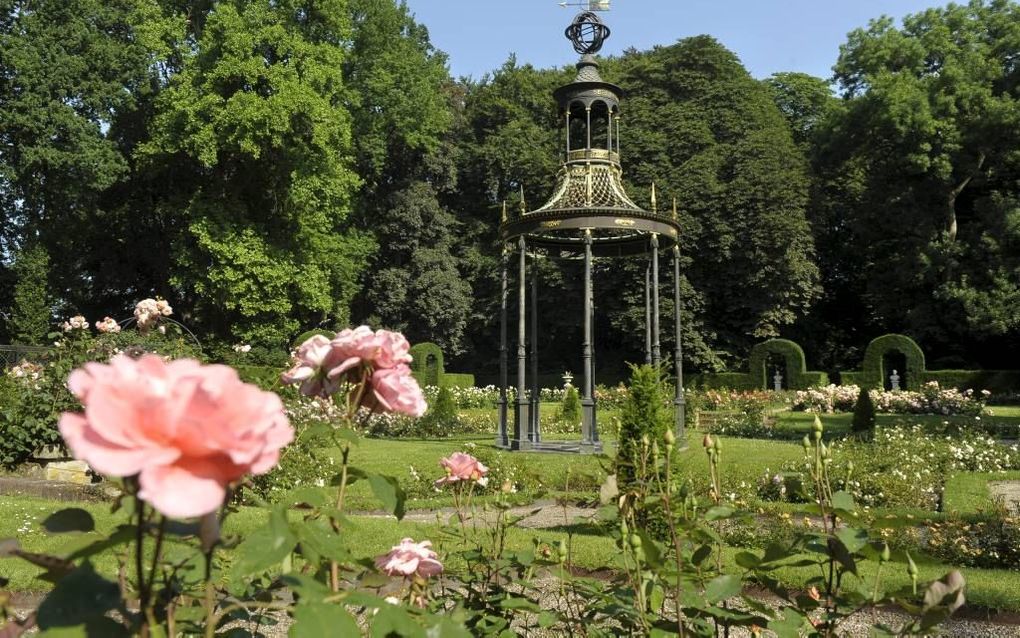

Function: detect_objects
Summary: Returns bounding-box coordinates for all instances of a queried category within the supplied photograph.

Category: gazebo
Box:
[495,8,686,452]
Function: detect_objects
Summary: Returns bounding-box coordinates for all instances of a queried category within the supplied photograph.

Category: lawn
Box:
[943,470,1020,514]
[4,495,1020,613]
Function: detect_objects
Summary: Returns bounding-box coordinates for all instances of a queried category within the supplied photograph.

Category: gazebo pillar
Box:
[644,264,652,364]
[529,251,540,443]
[513,236,531,450]
[497,244,509,448]
[651,233,661,367]
[581,230,597,451]
[673,244,686,444]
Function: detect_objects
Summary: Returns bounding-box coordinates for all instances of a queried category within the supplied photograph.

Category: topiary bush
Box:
[861,333,926,390]
[425,384,458,425]
[851,385,876,438]
[558,385,581,426]
[409,342,444,387]
[616,365,671,488]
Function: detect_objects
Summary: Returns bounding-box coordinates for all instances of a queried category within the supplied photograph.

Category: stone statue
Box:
[773,369,783,392]
[890,369,900,391]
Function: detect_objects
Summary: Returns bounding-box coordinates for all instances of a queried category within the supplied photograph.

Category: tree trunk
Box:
[946,152,985,242]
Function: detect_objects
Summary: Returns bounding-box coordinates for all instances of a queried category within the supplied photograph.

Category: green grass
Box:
[4,495,1020,612]
[942,471,1020,514]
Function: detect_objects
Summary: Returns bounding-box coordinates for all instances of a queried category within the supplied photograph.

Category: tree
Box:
[361,182,472,353]
[609,37,820,366]
[764,72,837,150]
[0,0,161,311]
[139,0,371,347]
[6,244,52,345]
[818,0,1020,364]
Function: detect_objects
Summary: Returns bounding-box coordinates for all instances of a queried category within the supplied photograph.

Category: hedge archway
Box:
[862,334,926,390]
[748,339,807,390]
[409,342,445,387]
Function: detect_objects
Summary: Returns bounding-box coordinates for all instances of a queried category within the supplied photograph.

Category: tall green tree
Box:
[342,0,472,353]
[818,0,1020,364]
[140,0,371,347]
[5,244,52,345]
[0,0,160,310]
[610,37,820,368]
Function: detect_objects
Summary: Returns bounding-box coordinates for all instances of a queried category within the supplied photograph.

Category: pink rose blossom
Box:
[364,365,427,417]
[435,452,489,487]
[95,317,122,334]
[281,327,425,416]
[374,538,443,578]
[280,334,346,399]
[59,355,293,518]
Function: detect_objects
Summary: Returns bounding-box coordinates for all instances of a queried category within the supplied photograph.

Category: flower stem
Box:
[330,443,351,592]
[203,550,216,638]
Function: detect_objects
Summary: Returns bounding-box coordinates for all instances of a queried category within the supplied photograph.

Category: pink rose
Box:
[280,334,347,399]
[374,538,443,578]
[435,452,488,487]
[365,365,427,417]
[59,355,293,518]
[282,327,425,417]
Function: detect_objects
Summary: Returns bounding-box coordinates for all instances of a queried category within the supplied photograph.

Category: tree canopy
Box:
[1,0,1017,376]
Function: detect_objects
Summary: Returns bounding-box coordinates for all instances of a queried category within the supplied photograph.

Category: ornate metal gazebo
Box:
[495,8,686,452]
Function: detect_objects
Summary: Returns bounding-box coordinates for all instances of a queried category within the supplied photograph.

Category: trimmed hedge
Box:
[861,333,926,390]
[748,339,827,390]
[687,372,757,391]
[409,342,445,387]
[441,373,476,388]
[921,370,1020,394]
[840,371,866,387]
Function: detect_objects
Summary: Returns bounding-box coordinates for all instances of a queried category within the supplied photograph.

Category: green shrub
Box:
[922,369,1020,394]
[558,386,581,426]
[851,385,876,437]
[234,365,285,392]
[616,365,671,488]
[441,373,475,388]
[923,508,1020,570]
[0,327,203,468]
[6,244,52,345]
[247,421,337,502]
[688,372,756,390]
[423,385,458,428]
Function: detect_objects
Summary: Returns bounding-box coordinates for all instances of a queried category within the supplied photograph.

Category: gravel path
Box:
[989,480,1020,514]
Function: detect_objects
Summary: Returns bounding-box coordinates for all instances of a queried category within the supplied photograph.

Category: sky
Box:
[402,0,942,81]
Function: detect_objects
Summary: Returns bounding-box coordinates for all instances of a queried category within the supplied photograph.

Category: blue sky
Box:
[402,0,942,80]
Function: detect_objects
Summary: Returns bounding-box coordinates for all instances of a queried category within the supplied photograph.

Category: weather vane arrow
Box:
[559,1,611,11]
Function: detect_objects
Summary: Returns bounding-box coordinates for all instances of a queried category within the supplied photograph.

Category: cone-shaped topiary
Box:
[616,365,671,488]
[851,385,876,438]
[559,385,581,426]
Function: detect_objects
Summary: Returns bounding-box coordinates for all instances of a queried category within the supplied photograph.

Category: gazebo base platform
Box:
[497,439,603,454]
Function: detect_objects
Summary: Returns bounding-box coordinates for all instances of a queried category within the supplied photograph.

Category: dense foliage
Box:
[1,0,1018,377]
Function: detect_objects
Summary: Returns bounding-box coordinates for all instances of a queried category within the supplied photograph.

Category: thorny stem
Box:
[330,443,352,592]
[659,446,686,638]
[203,550,216,638]
[134,496,149,637]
